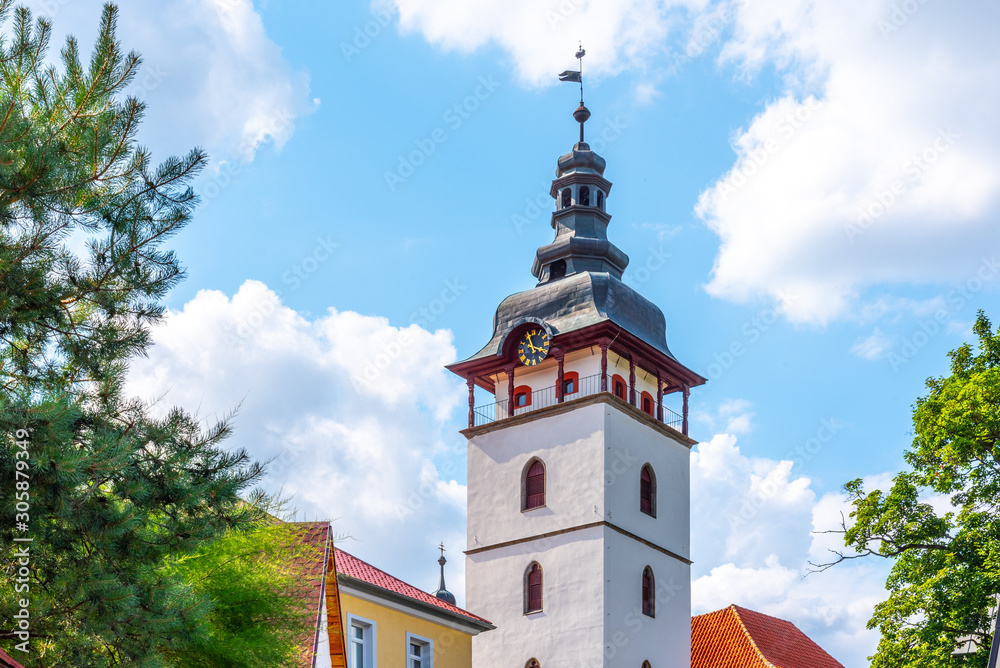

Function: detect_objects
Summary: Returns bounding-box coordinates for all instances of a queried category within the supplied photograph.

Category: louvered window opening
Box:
[527,564,543,613]
[640,466,654,516]
[525,461,545,509]
[642,568,655,617]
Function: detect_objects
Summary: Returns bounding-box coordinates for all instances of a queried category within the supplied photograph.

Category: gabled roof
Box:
[692,605,845,668]
[334,548,493,629]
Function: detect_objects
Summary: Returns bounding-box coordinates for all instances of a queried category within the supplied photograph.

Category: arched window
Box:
[642,566,655,617]
[640,465,656,517]
[525,563,543,613]
[526,660,541,668]
[580,185,591,206]
[523,459,545,510]
[597,190,605,210]
[513,385,532,408]
[561,188,571,209]
[612,374,627,400]
[641,391,655,416]
[561,371,579,397]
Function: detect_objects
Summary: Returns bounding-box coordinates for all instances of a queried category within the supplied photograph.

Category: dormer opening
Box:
[580,185,591,206]
[548,259,566,281]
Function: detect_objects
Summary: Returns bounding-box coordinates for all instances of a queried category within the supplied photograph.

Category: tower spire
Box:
[432,542,457,605]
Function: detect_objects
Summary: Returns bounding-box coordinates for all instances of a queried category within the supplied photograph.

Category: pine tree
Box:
[0,3,269,665]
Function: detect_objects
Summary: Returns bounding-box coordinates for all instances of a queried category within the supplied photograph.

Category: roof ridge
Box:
[730,605,778,668]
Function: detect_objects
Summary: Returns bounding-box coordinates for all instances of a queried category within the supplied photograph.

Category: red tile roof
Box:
[692,605,846,668]
[0,648,26,668]
[334,548,492,626]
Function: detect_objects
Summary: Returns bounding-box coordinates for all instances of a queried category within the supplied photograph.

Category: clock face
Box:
[517,328,550,367]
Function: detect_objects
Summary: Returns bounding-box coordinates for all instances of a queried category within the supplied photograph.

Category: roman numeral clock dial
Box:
[517,328,550,366]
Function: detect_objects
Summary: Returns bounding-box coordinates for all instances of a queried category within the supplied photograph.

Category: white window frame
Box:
[405,632,433,668]
[347,614,377,668]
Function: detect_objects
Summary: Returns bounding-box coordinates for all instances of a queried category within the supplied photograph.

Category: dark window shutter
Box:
[640,467,653,515]
[527,564,543,612]
[525,461,545,509]
[642,568,654,617]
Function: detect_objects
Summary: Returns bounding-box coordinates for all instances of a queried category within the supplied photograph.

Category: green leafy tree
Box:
[819,311,1000,667]
[0,3,278,665]
[161,519,321,668]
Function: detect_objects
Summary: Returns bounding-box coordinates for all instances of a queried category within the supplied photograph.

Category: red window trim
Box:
[513,385,533,408]
[562,371,580,396]
[611,374,627,400]
[640,391,655,416]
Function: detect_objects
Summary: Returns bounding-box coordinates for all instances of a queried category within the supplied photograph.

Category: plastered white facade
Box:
[466,399,692,668]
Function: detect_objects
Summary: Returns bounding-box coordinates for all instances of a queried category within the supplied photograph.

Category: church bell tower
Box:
[446,57,705,668]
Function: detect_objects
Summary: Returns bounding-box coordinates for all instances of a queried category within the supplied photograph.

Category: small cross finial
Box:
[438,542,446,558]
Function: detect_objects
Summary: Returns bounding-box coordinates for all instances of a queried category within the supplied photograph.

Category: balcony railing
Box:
[472,373,683,431]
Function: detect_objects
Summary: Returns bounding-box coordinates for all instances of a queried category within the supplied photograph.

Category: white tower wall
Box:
[466,398,692,668]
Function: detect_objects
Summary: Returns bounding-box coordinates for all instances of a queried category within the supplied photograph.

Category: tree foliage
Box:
[826,311,1000,667]
[0,3,288,665]
[161,519,320,668]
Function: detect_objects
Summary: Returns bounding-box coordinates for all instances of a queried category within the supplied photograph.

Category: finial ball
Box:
[573,104,591,125]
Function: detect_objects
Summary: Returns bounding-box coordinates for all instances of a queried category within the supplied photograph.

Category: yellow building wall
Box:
[340,593,473,668]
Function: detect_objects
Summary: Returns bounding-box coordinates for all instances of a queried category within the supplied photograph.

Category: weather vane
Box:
[558,43,591,143]
[559,43,586,104]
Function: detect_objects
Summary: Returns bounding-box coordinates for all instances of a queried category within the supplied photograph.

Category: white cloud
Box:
[128,280,468,600]
[381,0,710,87]
[697,0,1000,324]
[21,0,313,162]
[691,433,890,667]
[850,328,895,360]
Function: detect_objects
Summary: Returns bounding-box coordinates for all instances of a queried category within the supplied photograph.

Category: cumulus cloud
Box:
[691,432,890,667]
[380,0,711,87]
[128,280,468,598]
[22,0,314,162]
[697,0,1000,324]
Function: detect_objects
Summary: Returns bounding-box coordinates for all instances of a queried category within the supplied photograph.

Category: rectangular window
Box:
[348,616,376,668]
[406,633,433,668]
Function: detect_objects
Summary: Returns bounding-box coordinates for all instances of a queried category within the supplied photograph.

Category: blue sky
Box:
[23,0,1000,664]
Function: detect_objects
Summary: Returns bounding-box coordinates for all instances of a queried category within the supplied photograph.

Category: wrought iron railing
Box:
[472,373,683,432]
